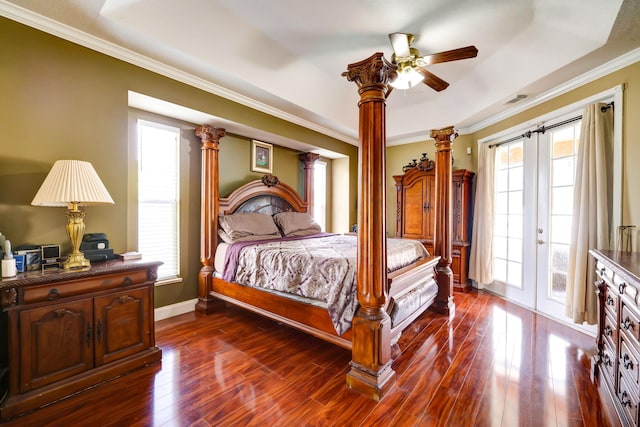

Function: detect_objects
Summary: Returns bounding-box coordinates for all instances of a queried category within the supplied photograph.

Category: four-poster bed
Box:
[195,52,457,401]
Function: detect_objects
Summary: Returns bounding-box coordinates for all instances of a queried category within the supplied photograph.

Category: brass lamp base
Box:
[64,251,91,270]
[65,204,91,271]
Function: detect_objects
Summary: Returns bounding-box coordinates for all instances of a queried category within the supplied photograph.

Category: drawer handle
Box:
[622,353,634,370]
[48,288,60,300]
[606,295,615,306]
[603,353,613,367]
[622,317,635,331]
[86,322,92,348]
[97,320,102,344]
[604,325,613,337]
[621,391,633,407]
[123,276,133,286]
[619,283,627,294]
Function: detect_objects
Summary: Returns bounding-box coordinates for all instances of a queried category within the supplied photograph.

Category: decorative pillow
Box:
[218,229,281,243]
[273,212,321,237]
[218,212,281,242]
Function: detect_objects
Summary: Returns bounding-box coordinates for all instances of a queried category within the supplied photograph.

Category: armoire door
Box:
[401,174,435,242]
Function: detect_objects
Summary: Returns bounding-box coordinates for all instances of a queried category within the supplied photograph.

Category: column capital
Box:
[298,152,320,167]
[430,126,458,145]
[342,52,396,99]
[195,125,226,148]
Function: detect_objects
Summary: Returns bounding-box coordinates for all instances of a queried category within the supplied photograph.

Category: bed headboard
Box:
[219,175,308,215]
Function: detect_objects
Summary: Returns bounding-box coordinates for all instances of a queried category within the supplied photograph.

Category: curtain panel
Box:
[565,103,613,324]
[469,141,496,285]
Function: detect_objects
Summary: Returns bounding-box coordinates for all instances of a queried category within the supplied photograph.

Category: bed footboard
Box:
[388,255,440,338]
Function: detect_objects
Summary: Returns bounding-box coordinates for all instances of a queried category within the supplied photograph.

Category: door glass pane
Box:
[508,190,523,214]
[494,258,507,282]
[509,214,523,239]
[495,169,509,192]
[551,243,569,271]
[494,236,507,259]
[495,192,508,214]
[551,215,572,244]
[552,157,574,187]
[551,187,573,215]
[509,166,523,191]
[493,141,524,289]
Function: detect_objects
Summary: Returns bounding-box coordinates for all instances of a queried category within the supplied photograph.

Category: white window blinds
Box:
[313,161,327,231]
[137,120,180,280]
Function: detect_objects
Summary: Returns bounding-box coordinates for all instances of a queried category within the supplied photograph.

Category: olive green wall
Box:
[0,17,358,308]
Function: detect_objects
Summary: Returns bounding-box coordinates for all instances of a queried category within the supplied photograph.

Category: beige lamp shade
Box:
[31,160,114,207]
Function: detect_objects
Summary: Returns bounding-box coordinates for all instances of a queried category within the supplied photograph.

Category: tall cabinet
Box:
[393,155,475,291]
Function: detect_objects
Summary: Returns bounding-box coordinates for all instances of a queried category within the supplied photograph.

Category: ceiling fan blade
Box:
[418,68,449,91]
[388,32,413,59]
[420,45,478,65]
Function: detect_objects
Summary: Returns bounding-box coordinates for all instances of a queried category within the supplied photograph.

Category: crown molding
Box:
[0,1,358,146]
[462,47,640,135]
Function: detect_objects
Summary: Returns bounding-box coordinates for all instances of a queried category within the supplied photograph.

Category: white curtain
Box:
[565,103,613,324]
[469,142,496,285]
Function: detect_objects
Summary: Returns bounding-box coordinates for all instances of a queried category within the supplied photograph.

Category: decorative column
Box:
[195,125,226,314]
[298,152,320,214]
[431,126,457,317]
[342,52,397,401]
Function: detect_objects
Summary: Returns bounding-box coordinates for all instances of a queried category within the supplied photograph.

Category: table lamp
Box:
[31,160,114,270]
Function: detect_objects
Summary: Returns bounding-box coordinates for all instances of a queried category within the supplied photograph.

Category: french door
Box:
[485,119,590,327]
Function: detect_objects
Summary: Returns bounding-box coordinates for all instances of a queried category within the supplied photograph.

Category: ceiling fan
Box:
[388,32,478,91]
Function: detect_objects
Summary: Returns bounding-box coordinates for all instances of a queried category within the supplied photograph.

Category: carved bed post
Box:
[195,125,226,314]
[431,126,457,317]
[342,52,397,401]
[298,152,320,214]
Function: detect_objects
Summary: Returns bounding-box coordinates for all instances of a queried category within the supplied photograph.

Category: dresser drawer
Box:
[596,260,613,282]
[620,335,640,389]
[618,376,640,426]
[22,270,148,304]
[604,311,619,351]
[602,339,617,389]
[604,284,619,318]
[621,303,640,348]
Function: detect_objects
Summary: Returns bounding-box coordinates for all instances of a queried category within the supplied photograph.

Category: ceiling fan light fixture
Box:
[390,63,424,90]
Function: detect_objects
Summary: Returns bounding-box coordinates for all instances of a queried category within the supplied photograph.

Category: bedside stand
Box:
[0,260,162,421]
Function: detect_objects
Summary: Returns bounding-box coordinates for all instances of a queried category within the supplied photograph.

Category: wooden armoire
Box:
[393,154,475,291]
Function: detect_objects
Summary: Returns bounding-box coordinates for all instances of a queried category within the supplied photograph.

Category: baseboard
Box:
[154,298,197,321]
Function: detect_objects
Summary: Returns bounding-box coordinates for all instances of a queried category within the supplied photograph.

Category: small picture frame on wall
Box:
[251,140,273,174]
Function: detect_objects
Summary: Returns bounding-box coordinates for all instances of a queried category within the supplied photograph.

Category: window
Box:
[313,161,327,231]
[137,120,180,280]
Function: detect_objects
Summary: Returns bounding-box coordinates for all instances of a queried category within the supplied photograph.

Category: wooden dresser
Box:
[591,249,640,427]
[0,260,162,421]
[393,157,475,291]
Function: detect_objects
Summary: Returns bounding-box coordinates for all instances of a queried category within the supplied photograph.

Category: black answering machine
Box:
[80,233,114,262]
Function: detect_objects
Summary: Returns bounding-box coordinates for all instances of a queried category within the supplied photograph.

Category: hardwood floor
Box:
[2,290,619,426]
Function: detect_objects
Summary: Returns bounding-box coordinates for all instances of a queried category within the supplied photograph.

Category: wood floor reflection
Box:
[3,290,618,426]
